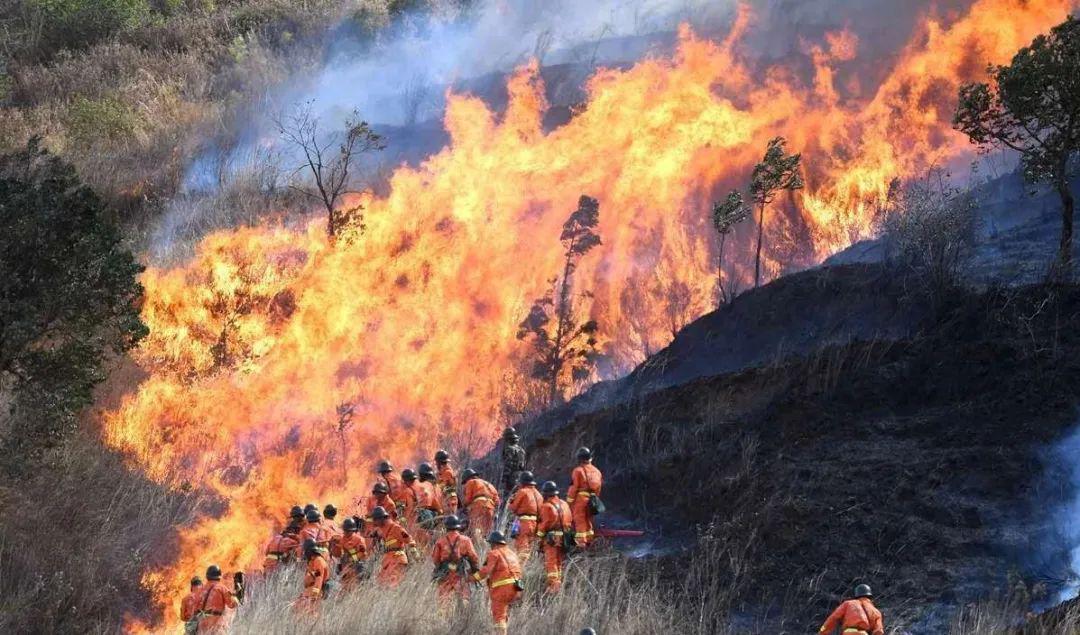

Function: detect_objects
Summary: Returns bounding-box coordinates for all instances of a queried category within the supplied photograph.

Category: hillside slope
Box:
[523,271,1080,631]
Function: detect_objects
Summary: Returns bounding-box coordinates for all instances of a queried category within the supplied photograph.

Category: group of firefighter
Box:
[180,428,606,634]
[179,425,889,635]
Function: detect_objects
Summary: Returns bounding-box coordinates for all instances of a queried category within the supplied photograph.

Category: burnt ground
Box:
[519,269,1080,632]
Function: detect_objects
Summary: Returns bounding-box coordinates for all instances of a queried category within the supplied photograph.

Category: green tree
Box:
[712,190,749,305]
[749,137,803,288]
[954,16,1080,279]
[0,139,147,473]
[517,195,602,406]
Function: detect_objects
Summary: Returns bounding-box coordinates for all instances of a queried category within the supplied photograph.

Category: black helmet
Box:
[302,538,317,556]
[580,630,597,635]
[371,506,390,521]
[323,504,337,519]
[206,565,222,581]
[518,471,536,485]
[445,516,462,531]
[289,505,304,519]
[418,462,436,480]
[402,468,417,482]
[305,509,321,523]
[576,447,592,461]
[461,468,478,482]
[487,531,508,545]
[377,460,393,474]
[190,576,203,587]
[343,518,357,532]
[502,427,519,442]
[303,503,318,514]
[434,449,450,463]
[541,481,559,496]
[853,584,873,598]
[373,482,389,495]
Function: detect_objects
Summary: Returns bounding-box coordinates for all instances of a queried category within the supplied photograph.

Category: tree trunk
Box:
[754,203,766,288]
[717,232,727,307]
[1056,178,1075,280]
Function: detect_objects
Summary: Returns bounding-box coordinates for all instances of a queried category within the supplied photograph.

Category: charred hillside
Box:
[524,267,1080,631]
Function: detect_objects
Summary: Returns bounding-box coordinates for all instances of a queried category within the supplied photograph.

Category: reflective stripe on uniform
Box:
[843,630,868,634]
[518,515,537,521]
[490,577,518,589]
[472,496,490,502]
[546,571,561,579]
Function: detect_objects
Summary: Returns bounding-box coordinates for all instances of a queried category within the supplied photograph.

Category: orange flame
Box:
[103,0,1077,628]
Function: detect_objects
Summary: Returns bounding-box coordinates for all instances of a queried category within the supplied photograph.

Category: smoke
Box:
[1051,421,1080,602]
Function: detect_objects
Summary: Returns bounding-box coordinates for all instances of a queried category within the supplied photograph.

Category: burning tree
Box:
[954,15,1080,280]
[749,137,804,288]
[275,101,385,240]
[713,190,750,305]
[517,195,603,406]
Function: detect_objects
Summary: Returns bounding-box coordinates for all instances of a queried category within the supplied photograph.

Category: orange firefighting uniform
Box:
[379,472,406,513]
[297,520,334,559]
[179,584,202,622]
[463,477,500,536]
[337,531,369,588]
[299,552,330,609]
[414,480,443,544]
[364,494,398,522]
[567,461,603,547]
[372,519,415,587]
[431,529,480,600]
[189,581,237,632]
[436,462,459,514]
[399,482,420,525]
[263,531,299,572]
[820,598,885,635]
[473,544,523,633]
[508,484,543,562]
[537,495,573,593]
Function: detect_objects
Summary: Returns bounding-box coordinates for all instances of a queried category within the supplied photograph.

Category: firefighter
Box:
[323,504,343,559]
[472,531,523,635]
[286,505,305,532]
[499,427,527,496]
[461,468,500,537]
[297,508,332,558]
[365,482,398,523]
[567,447,603,547]
[263,524,300,572]
[299,538,330,610]
[370,506,416,587]
[434,449,459,514]
[400,468,421,523]
[376,460,406,514]
[189,565,238,633]
[416,462,444,542]
[431,515,480,602]
[508,470,542,562]
[179,576,202,624]
[819,584,885,635]
[537,480,573,593]
[337,517,369,589]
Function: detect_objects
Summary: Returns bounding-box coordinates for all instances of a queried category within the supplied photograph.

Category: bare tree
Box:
[749,137,803,287]
[275,101,385,240]
[400,73,431,127]
[712,190,750,305]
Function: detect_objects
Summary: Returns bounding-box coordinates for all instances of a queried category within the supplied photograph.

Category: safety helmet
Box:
[461,468,478,482]
[289,505,304,519]
[576,447,592,461]
[518,471,536,485]
[190,576,203,587]
[444,516,462,531]
[303,503,318,514]
[371,506,390,521]
[418,462,435,480]
[373,482,389,495]
[377,460,393,474]
[434,449,450,463]
[323,504,337,519]
[305,509,321,523]
[487,531,508,545]
[343,518,357,532]
[502,427,519,442]
[402,468,417,482]
[541,480,559,496]
[580,630,597,635]
[853,584,873,598]
[302,538,317,556]
[206,565,222,581]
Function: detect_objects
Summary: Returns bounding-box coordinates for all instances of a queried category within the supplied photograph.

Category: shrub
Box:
[65,94,142,146]
[27,0,153,52]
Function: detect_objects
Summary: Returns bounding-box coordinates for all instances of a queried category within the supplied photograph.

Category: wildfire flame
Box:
[101,0,1077,628]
